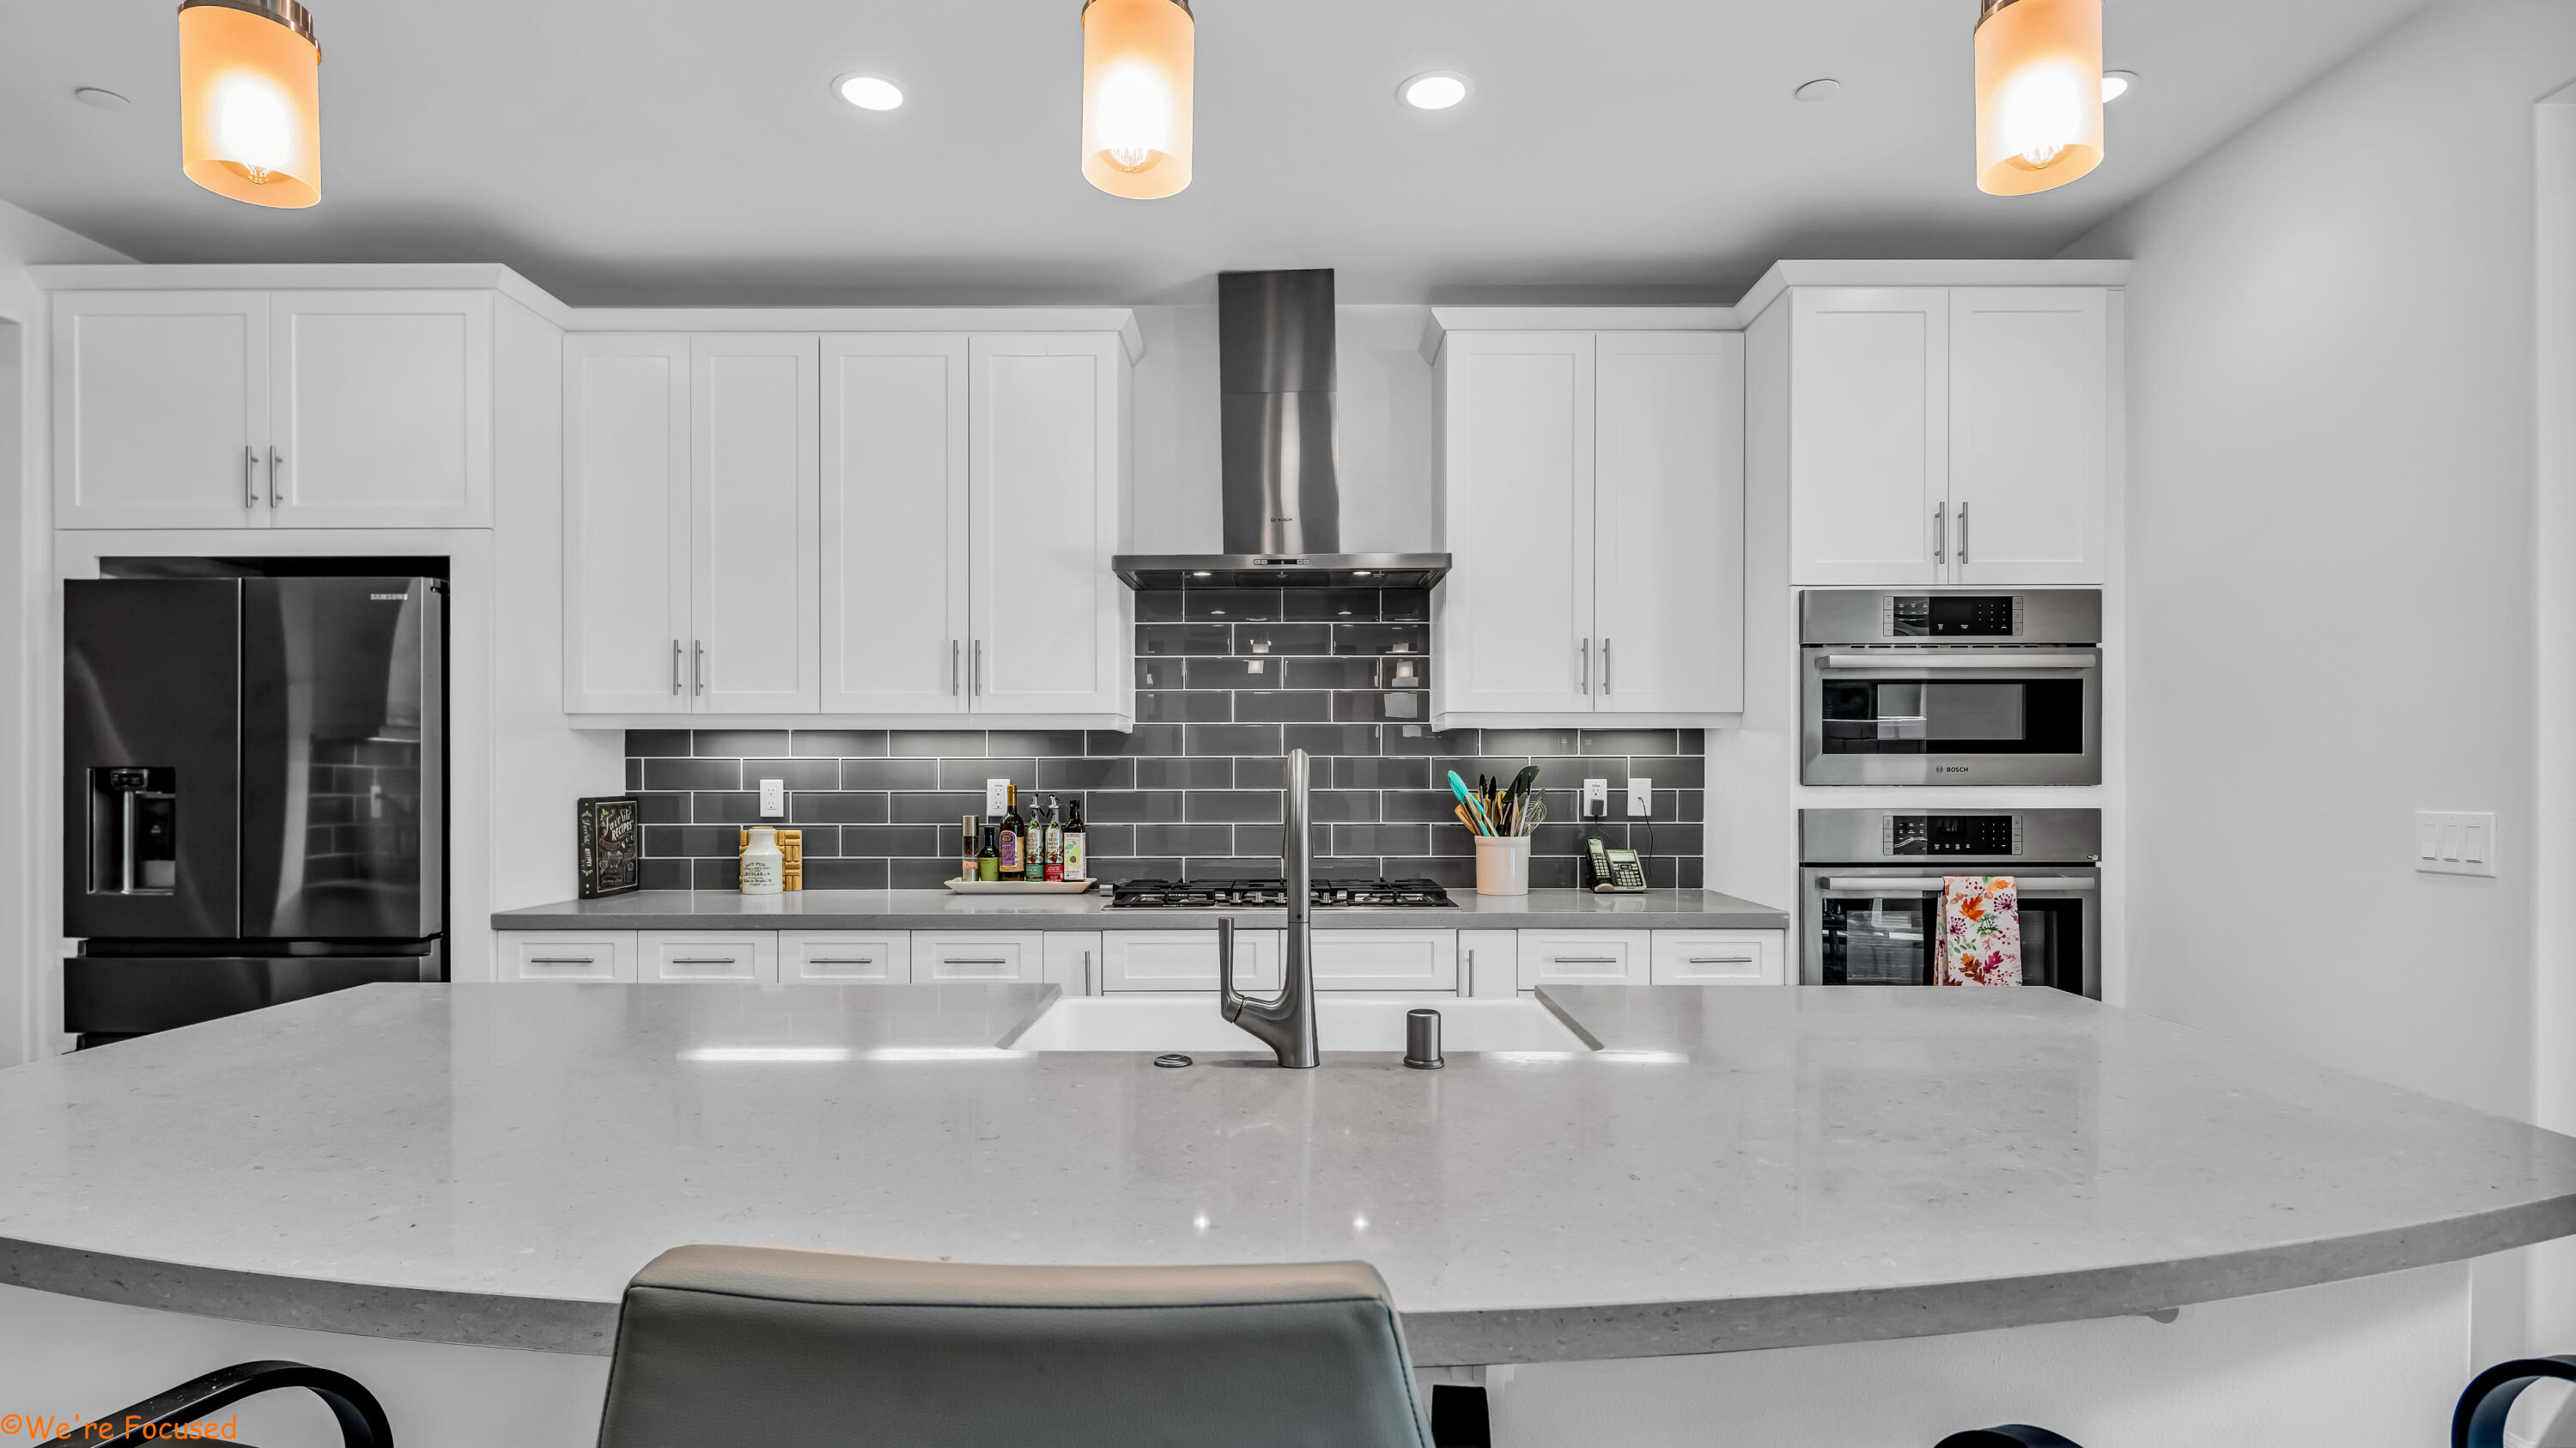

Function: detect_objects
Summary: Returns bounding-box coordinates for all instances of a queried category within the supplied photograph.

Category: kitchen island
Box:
[1,983,2568,1446]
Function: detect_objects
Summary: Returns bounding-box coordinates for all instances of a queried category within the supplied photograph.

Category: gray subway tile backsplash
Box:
[626,589,1703,886]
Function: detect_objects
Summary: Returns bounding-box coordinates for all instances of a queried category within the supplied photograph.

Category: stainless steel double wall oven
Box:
[1800,809,2100,997]
[1802,589,2102,787]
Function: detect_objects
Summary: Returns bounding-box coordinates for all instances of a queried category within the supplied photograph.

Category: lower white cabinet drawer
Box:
[638,931,780,984]
[1651,930,1788,985]
[780,931,912,983]
[914,932,1048,983]
[1516,929,1650,988]
[1101,930,1281,992]
[500,931,636,983]
[1311,930,1457,990]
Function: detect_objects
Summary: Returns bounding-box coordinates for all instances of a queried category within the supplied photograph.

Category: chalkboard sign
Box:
[577,795,642,898]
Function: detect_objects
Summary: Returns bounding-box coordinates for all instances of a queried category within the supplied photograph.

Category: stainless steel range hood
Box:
[1114,269,1450,591]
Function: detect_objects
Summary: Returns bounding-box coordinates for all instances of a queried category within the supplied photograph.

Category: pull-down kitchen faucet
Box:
[1218,748,1319,1068]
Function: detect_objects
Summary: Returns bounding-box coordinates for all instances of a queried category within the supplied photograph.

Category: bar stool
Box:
[595,1244,1434,1448]
[2455,1356,2576,1448]
[1935,1428,2086,1446]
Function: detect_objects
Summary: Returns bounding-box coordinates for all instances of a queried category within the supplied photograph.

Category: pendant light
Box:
[1973,0,2102,196]
[177,0,321,209]
[1080,0,1193,200]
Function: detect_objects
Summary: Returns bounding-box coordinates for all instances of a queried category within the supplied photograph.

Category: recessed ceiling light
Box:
[1793,78,1842,103]
[72,87,131,112]
[1398,71,1471,111]
[835,74,904,112]
[2101,70,2137,101]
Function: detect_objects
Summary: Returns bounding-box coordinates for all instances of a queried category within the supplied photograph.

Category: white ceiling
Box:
[1,0,2428,306]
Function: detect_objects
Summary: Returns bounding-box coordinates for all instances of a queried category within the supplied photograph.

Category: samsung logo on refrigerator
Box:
[370,593,409,601]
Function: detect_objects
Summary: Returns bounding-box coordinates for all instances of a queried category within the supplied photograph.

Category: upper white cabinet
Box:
[1432,326,1744,727]
[55,289,494,530]
[1786,286,2109,587]
[565,325,1133,726]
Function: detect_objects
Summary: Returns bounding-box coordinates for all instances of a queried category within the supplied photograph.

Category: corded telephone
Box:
[1587,833,1647,892]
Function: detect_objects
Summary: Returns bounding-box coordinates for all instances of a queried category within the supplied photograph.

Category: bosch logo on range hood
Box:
[1113,268,1449,590]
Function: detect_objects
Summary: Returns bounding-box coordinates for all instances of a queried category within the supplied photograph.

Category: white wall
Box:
[0,203,129,1067]
[2061,0,2576,1359]
[2533,84,2576,1361]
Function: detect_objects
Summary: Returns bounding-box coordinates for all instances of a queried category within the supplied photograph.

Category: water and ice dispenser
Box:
[88,766,178,896]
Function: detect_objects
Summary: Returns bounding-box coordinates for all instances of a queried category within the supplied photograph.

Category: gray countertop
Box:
[491,886,1789,932]
[0,983,2569,1366]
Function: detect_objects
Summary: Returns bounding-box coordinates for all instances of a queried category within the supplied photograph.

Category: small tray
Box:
[944,878,1098,894]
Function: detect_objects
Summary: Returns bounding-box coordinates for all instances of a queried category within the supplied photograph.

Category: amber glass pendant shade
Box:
[178,0,321,209]
[1973,0,2102,197]
[1081,0,1194,200]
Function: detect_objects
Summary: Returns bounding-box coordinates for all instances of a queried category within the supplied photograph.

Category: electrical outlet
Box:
[1627,778,1652,818]
[2415,811,2497,877]
[1583,779,1609,817]
[986,779,1010,816]
[758,779,786,818]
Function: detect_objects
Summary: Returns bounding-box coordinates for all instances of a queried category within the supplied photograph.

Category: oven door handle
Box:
[1818,652,2099,671]
[1820,875,2099,891]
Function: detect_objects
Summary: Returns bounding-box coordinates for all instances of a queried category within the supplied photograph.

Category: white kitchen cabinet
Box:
[267,291,492,527]
[1785,286,2108,587]
[53,289,495,531]
[1650,929,1788,985]
[564,333,694,714]
[914,931,1048,983]
[638,929,781,984]
[780,930,913,983]
[820,335,971,715]
[54,291,268,529]
[1100,929,1282,993]
[498,931,638,983]
[1461,929,1518,1000]
[1044,932,1103,995]
[692,334,820,713]
[1310,929,1459,990]
[1516,929,1651,989]
[1433,327,1744,727]
[1947,289,2109,586]
[969,334,1129,716]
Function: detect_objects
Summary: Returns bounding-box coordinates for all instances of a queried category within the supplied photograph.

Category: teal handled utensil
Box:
[1448,770,1496,835]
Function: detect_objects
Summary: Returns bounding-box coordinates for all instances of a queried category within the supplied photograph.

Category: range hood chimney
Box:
[1114,268,1450,590]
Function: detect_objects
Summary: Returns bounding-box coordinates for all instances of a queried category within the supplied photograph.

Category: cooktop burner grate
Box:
[1107,879,1459,910]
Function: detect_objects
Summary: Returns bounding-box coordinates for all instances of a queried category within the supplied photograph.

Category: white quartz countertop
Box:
[0,984,2569,1366]
[489,886,1789,931]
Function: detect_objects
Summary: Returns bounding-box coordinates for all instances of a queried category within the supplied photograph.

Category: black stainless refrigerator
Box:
[64,575,445,1045]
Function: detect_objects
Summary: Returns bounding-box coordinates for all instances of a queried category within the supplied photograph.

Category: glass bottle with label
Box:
[999,786,1024,877]
[977,824,1000,882]
[1043,794,1066,881]
[1024,796,1050,880]
[1062,798,1087,882]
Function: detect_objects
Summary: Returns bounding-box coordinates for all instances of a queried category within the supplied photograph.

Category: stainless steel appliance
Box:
[1801,588,2102,786]
[1800,808,2099,997]
[64,571,445,1044]
[1109,878,1457,909]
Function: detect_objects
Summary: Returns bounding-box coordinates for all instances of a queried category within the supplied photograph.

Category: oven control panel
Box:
[1884,814,2022,856]
[1887,595,2022,637]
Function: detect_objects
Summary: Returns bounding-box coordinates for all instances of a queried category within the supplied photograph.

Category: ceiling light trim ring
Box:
[1083,0,1191,17]
[176,0,317,53]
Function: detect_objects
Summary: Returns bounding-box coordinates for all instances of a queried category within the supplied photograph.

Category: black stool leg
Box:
[2455,1356,2576,1448]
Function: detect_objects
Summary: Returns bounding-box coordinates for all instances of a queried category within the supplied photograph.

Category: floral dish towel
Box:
[1939,876,2022,987]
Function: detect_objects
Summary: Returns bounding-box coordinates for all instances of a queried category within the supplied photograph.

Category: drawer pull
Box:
[944,958,1010,966]
[1686,956,1756,965]
[528,957,598,966]
[1552,956,1619,965]
[806,958,877,966]
[670,958,740,966]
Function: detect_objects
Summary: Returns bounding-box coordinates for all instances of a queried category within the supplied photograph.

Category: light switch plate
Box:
[1627,778,1653,817]
[2415,811,2497,877]
[758,779,786,818]
[986,779,1010,816]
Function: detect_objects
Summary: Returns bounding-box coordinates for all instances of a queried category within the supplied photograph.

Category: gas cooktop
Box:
[1107,879,1459,910]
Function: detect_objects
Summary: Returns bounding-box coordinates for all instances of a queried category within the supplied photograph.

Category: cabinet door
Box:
[1309,930,1458,990]
[781,930,913,983]
[1650,929,1787,985]
[1948,288,2109,586]
[498,931,637,983]
[1516,929,1650,988]
[692,335,820,713]
[969,334,1127,715]
[1789,289,1949,586]
[564,334,694,714]
[269,291,492,527]
[54,291,268,528]
[915,931,1048,983]
[638,930,780,983]
[1437,332,1595,715]
[1595,332,1745,715]
[820,335,971,714]
[1101,929,1282,992]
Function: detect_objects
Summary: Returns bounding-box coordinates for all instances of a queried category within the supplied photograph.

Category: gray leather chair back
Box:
[595,1244,1434,1448]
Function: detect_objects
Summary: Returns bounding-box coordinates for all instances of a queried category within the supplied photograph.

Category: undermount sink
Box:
[1001,995,1595,1054]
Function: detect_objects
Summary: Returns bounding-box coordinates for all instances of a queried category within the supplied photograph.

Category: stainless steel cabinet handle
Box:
[944,957,1009,966]
[1821,875,2099,891]
[1552,956,1619,965]
[952,640,961,697]
[528,957,599,966]
[1957,502,1970,565]
[694,641,706,696]
[973,639,983,696]
[1579,639,1589,694]
[671,640,683,696]
[1602,638,1612,695]
[1083,949,1095,996]
[268,447,282,508]
[669,957,739,965]
[1934,503,1946,565]
[1686,956,1757,965]
[244,445,257,508]
[1819,651,2098,671]
[806,958,878,966]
